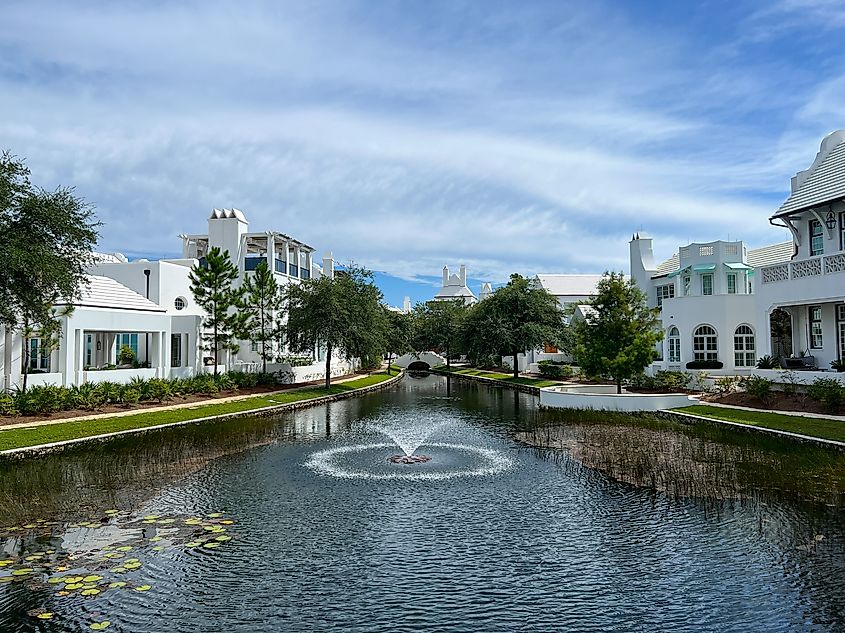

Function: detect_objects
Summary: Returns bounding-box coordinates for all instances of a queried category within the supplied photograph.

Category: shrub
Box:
[13,386,63,416]
[655,371,690,391]
[230,371,259,389]
[831,359,845,373]
[756,355,780,370]
[685,360,723,370]
[743,375,773,406]
[807,378,845,413]
[147,378,174,404]
[714,375,740,395]
[120,386,141,406]
[627,373,659,389]
[118,345,136,365]
[537,361,574,379]
[0,392,18,416]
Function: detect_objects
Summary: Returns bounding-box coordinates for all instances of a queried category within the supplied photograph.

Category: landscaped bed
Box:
[702,390,844,416]
[433,366,565,388]
[0,371,398,453]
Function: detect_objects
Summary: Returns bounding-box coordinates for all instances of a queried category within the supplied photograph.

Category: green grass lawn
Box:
[0,371,397,453]
[677,405,845,443]
[434,366,561,388]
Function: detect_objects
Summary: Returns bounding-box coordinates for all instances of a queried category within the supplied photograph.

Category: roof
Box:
[434,285,477,299]
[653,242,792,277]
[55,276,166,313]
[774,131,845,217]
[534,274,604,297]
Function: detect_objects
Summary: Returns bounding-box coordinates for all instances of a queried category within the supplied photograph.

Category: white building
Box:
[631,232,792,373]
[756,130,845,371]
[434,265,477,304]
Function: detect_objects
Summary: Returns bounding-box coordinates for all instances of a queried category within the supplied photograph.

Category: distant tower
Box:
[629,232,656,291]
[402,296,411,313]
[442,265,449,287]
[322,251,335,279]
[480,282,492,301]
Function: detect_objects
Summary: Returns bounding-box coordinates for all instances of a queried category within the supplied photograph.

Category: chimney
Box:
[322,251,335,279]
[459,264,467,285]
[403,296,411,313]
[442,265,449,286]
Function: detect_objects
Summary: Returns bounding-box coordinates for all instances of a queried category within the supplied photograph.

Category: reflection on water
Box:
[0,373,843,632]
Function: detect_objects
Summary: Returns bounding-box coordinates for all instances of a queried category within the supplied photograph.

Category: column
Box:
[294,245,302,278]
[266,233,276,273]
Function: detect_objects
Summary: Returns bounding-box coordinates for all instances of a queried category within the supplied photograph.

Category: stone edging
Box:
[659,409,845,451]
[0,371,405,459]
[429,368,541,395]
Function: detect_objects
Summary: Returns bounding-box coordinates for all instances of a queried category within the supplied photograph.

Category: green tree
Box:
[411,299,468,368]
[238,260,284,373]
[286,265,385,389]
[572,271,662,393]
[462,274,567,379]
[189,247,243,375]
[383,308,412,374]
[0,151,99,331]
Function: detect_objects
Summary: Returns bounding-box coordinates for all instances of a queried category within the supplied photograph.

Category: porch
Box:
[763,302,845,371]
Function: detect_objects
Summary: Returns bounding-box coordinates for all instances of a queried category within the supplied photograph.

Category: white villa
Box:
[0,208,350,391]
[434,265,477,304]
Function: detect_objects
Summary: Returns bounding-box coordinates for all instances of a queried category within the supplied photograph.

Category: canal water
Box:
[0,373,843,632]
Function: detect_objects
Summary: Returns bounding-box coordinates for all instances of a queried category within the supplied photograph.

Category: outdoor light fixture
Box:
[826,210,837,230]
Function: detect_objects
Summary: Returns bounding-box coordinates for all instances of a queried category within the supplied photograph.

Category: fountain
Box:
[373,417,447,465]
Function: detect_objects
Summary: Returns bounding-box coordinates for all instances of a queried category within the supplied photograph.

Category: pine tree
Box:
[238,260,284,374]
[189,247,243,375]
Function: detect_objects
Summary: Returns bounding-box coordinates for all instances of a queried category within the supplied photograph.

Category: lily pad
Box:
[83,575,104,583]
[203,542,220,549]
[36,613,54,620]
[81,588,101,596]
[90,621,111,630]
[108,581,127,589]
[215,535,232,542]
[185,541,202,548]
[11,568,32,576]
[123,561,141,570]
[116,546,132,552]
[64,582,84,590]
[135,584,152,592]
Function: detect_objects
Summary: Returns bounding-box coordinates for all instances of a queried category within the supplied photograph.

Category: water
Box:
[0,374,844,632]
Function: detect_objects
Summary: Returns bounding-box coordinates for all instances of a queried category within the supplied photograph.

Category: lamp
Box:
[826,210,837,230]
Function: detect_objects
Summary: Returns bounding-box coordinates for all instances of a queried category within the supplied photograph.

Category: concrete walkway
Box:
[0,371,386,433]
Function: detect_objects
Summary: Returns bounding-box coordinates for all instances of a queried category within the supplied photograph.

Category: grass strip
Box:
[434,366,560,388]
[677,404,845,444]
[0,372,397,452]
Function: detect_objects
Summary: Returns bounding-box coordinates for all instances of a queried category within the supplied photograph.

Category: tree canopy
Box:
[382,308,412,374]
[572,271,662,393]
[462,274,567,378]
[237,260,285,373]
[189,247,244,374]
[286,264,385,388]
[0,151,99,330]
[411,299,468,367]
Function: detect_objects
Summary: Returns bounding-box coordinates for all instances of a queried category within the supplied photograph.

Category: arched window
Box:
[667,326,681,363]
[734,325,755,367]
[174,297,186,311]
[693,325,718,362]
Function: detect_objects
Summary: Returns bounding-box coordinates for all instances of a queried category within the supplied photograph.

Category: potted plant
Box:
[831,359,845,373]
[118,345,136,367]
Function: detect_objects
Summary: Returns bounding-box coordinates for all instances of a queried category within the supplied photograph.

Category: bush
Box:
[685,360,723,370]
[147,378,173,403]
[714,375,740,395]
[537,361,573,379]
[655,371,690,391]
[0,392,18,416]
[120,386,140,406]
[831,359,845,373]
[230,371,259,389]
[118,345,136,365]
[807,378,845,413]
[627,373,659,389]
[743,375,773,405]
[13,385,63,416]
[756,355,781,370]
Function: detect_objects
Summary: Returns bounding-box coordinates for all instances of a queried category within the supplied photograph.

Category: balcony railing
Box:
[760,254,845,284]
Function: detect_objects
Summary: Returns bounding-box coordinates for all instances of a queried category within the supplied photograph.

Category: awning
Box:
[666,266,690,278]
[724,262,755,275]
[692,263,716,272]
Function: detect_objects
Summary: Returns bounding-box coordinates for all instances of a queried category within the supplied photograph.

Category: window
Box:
[275,258,286,274]
[26,338,51,371]
[115,333,138,363]
[174,297,186,311]
[841,212,845,251]
[682,275,691,296]
[810,219,824,256]
[734,325,755,367]
[668,327,681,363]
[656,284,674,308]
[85,334,93,367]
[727,273,737,295]
[746,274,753,294]
[251,340,259,353]
[170,333,182,367]
[244,256,264,271]
[809,305,823,349]
[701,273,713,296]
[693,325,718,362]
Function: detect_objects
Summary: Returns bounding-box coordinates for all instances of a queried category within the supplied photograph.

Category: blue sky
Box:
[2,0,845,307]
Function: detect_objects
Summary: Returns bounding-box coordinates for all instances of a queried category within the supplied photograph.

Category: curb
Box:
[0,371,405,459]
[660,409,845,451]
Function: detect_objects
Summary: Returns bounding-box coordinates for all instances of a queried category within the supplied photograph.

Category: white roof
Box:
[534,274,604,297]
[774,131,845,217]
[434,285,477,299]
[654,242,793,277]
[55,276,166,313]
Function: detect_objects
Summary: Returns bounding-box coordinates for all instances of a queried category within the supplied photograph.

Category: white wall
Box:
[539,385,698,411]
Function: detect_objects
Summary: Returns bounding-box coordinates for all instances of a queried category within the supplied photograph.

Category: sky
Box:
[2,0,845,307]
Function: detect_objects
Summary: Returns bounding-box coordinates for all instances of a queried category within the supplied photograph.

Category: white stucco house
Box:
[434,265,477,304]
[1,208,352,391]
[756,130,845,372]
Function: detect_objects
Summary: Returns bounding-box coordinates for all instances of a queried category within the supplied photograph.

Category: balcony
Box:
[760,253,845,284]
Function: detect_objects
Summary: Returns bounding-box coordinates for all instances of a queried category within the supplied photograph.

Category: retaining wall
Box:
[539,385,698,412]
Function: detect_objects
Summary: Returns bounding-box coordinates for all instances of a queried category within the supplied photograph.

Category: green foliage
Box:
[237,260,285,373]
[286,265,386,388]
[0,151,99,331]
[117,345,136,365]
[714,375,741,395]
[655,371,690,391]
[830,359,845,373]
[756,355,781,369]
[383,309,413,374]
[743,375,773,405]
[412,299,468,366]
[572,272,662,393]
[460,274,568,379]
[189,247,244,374]
[807,378,845,413]
[537,361,574,379]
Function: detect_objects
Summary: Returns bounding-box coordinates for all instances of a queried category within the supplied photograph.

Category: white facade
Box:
[434,264,477,304]
[756,130,845,371]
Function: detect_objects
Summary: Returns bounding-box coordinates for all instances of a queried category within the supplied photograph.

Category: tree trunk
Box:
[386,352,392,375]
[213,304,219,376]
[616,377,622,394]
[445,346,450,369]
[324,342,332,390]
[513,347,519,380]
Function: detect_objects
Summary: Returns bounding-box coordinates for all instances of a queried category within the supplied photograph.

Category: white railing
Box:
[760,255,845,284]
